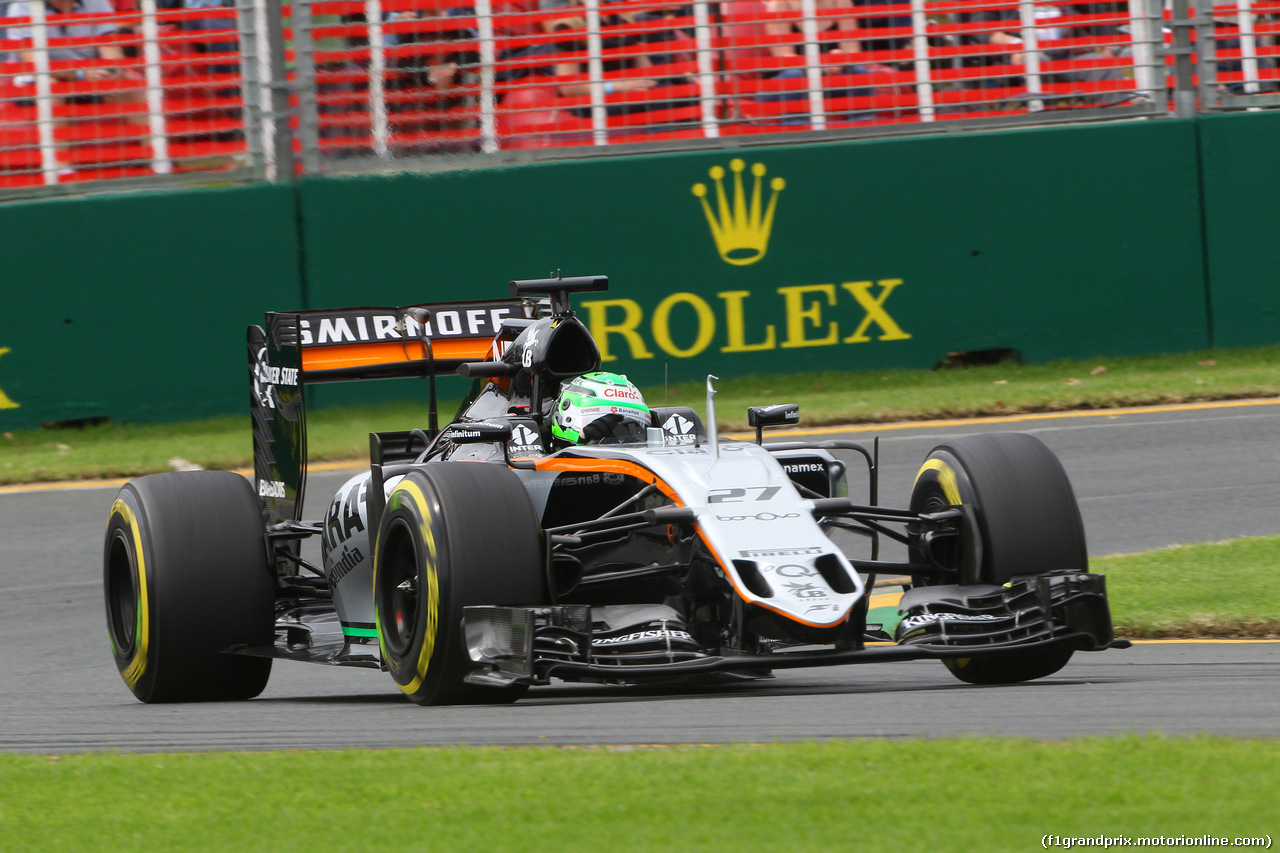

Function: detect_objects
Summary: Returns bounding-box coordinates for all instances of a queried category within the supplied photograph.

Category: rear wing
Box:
[249,299,531,526]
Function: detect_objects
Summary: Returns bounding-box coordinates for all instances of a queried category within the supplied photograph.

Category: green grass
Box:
[657,343,1280,429]
[3,344,1279,485]
[1100,536,1280,638]
[0,737,1274,851]
[0,403,437,485]
[3,353,1276,846]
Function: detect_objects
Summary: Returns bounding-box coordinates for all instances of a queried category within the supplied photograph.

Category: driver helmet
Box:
[551,372,651,446]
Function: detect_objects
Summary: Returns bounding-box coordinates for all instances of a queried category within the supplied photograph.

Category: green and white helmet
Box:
[551,372,651,446]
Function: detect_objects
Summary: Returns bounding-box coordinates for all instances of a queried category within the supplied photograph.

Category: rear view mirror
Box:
[747,404,799,444]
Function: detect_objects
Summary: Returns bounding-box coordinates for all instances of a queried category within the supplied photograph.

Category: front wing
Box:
[460,570,1128,687]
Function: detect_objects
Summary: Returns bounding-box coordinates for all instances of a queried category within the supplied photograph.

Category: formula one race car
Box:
[103,275,1126,704]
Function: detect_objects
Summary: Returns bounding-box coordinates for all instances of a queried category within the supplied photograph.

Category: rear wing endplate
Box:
[248,299,530,526]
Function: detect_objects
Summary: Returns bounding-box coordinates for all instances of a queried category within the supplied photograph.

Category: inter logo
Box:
[661,413,699,444]
[692,159,785,267]
[663,413,692,434]
[507,424,546,457]
[511,425,539,445]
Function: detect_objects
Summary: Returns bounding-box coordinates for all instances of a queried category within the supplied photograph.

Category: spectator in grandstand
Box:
[404,8,476,92]
[386,7,475,146]
[537,0,692,118]
[396,1,546,89]
[1204,3,1279,94]
[959,2,1133,106]
[107,0,139,57]
[177,0,237,77]
[758,0,876,121]
[5,0,148,172]
[853,0,912,63]
[331,8,476,151]
[341,8,468,91]
[487,0,552,82]
[6,0,140,84]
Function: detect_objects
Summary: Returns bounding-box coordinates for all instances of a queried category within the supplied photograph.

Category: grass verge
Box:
[1099,536,1280,638]
[2,344,1278,485]
[0,737,1274,851]
[660,343,1280,429]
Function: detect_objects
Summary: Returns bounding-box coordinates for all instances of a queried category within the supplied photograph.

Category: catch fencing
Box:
[0,1,281,190]
[0,0,1275,195]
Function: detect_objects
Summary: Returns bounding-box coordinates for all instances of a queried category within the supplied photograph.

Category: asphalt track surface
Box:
[2,400,1278,753]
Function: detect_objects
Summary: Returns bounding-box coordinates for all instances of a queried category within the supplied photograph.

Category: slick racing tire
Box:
[908,433,1087,685]
[373,463,547,705]
[104,471,275,703]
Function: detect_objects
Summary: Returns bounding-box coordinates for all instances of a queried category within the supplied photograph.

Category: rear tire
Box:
[373,463,547,705]
[908,433,1087,685]
[104,471,274,702]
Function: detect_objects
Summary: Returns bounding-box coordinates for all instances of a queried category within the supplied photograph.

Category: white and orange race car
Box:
[104,275,1126,705]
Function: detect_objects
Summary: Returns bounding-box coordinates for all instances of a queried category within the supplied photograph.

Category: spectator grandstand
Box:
[0,0,1275,193]
[0,0,248,186]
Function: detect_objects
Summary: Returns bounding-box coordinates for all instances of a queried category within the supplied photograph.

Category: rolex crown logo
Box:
[692,159,785,266]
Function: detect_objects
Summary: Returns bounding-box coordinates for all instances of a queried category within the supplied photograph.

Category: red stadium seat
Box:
[497,85,590,149]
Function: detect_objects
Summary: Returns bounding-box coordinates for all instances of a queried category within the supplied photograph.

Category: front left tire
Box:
[373,463,547,705]
[907,432,1088,685]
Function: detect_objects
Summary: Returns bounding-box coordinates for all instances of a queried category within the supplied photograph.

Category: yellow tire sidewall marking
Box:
[914,458,962,506]
[111,497,150,690]
[377,479,440,696]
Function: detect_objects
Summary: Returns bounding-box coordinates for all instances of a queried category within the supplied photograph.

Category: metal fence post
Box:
[237,0,266,177]
[293,0,320,174]
[26,1,58,184]
[1235,0,1261,94]
[139,0,172,175]
[1017,0,1044,112]
[476,0,499,154]
[799,0,825,130]
[365,0,390,159]
[1129,0,1164,109]
[909,0,934,122]
[1169,0,1198,117]
[587,0,607,145]
[260,0,296,179]
[1195,10,1220,109]
[694,0,721,138]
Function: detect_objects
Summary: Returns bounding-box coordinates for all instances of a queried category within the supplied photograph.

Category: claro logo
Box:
[0,347,19,409]
[601,385,642,401]
[581,282,911,362]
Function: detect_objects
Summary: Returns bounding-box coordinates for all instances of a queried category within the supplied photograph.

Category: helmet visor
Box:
[582,413,648,445]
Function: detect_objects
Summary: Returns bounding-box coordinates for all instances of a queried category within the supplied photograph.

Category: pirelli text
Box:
[1043,836,1272,850]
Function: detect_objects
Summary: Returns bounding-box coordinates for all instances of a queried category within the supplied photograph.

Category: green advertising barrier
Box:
[0,113,1253,431]
[297,118,1209,396]
[1197,110,1280,349]
[0,184,303,431]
